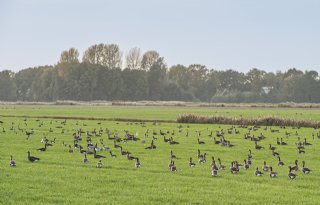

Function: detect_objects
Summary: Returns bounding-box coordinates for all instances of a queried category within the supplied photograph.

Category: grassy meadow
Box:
[0,105,320,204]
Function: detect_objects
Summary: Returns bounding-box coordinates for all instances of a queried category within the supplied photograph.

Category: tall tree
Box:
[141,50,160,70]
[125,47,142,69]
[82,43,122,68]
[0,70,16,101]
[59,48,79,64]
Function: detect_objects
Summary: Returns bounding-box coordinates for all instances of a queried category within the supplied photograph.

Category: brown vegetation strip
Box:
[177,114,320,128]
[0,114,175,123]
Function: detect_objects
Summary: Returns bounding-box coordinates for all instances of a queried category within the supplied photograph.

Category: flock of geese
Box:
[2,118,317,180]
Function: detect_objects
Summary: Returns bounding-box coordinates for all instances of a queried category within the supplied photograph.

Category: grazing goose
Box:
[255,167,263,176]
[83,154,89,164]
[302,161,311,174]
[197,138,205,144]
[27,151,40,162]
[288,167,296,179]
[93,149,106,159]
[9,155,16,167]
[277,156,284,166]
[135,158,141,168]
[298,147,305,154]
[269,167,277,178]
[217,158,226,170]
[109,151,117,158]
[96,160,103,168]
[36,143,47,152]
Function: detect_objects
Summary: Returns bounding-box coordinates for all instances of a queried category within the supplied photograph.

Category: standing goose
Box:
[217,158,226,170]
[269,167,277,178]
[197,138,205,144]
[189,157,196,168]
[83,154,89,164]
[36,143,47,152]
[27,151,40,162]
[93,149,106,159]
[211,161,218,177]
[170,150,176,159]
[244,159,250,170]
[135,158,141,168]
[96,160,103,168]
[170,161,177,171]
[109,151,117,158]
[277,156,285,166]
[9,155,16,167]
[291,160,299,171]
[255,141,264,150]
[288,167,296,179]
[255,167,263,176]
[302,161,311,174]
[262,161,269,171]
[230,162,238,174]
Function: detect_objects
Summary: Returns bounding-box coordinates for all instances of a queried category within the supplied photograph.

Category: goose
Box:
[170,150,176,159]
[120,146,129,155]
[230,162,238,174]
[211,161,218,177]
[291,160,299,171]
[280,138,287,145]
[83,154,89,164]
[255,167,263,176]
[217,158,225,170]
[262,161,269,171]
[93,149,106,159]
[244,160,250,170]
[169,137,179,145]
[302,161,311,174]
[109,151,117,158]
[304,138,312,146]
[9,155,16,167]
[198,153,207,164]
[135,158,141,168]
[269,166,277,178]
[127,153,136,160]
[36,143,47,152]
[272,150,279,157]
[197,138,205,144]
[61,141,68,147]
[248,149,253,160]
[288,167,296,179]
[255,141,264,150]
[213,137,221,145]
[169,160,177,171]
[96,160,103,168]
[27,151,40,162]
[269,144,276,151]
[189,157,196,168]
[113,141,121,148]
[298,147,305,154]
[277,156,284,166]
[276,138,281,145]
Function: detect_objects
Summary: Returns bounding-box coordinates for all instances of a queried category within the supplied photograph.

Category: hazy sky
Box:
[1,0,320,73]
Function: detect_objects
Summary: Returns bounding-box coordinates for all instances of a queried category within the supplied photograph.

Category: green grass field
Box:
[0,105,320,204]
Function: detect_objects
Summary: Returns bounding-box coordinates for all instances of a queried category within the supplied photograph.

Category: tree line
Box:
[1,44,319,103]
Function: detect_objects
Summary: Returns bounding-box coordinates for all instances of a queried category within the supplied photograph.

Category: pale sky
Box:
[1,0,320,73]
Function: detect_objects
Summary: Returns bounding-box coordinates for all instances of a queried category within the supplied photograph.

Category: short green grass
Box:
[1,104,320,121]
[0,105,320,204]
